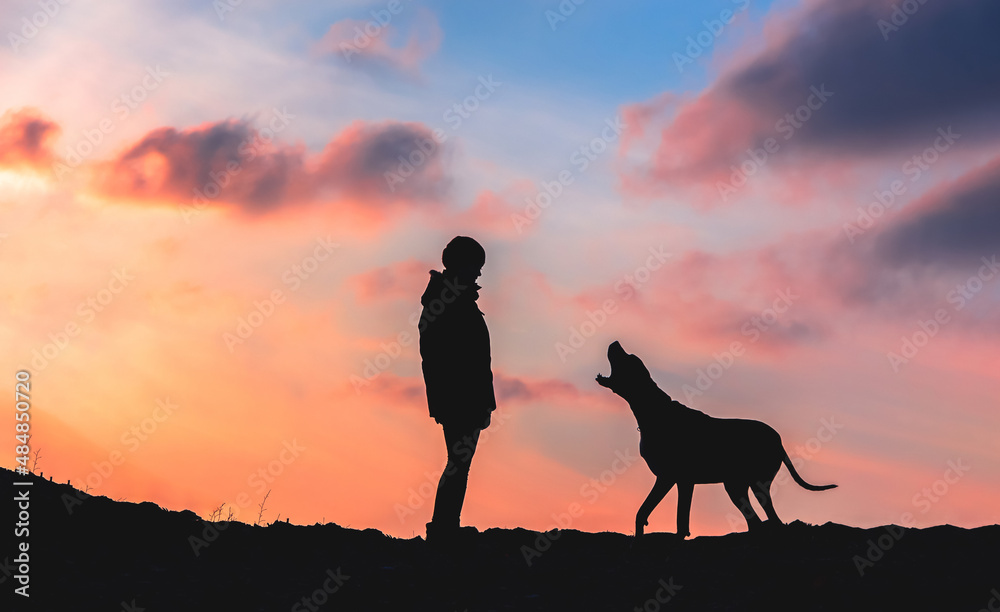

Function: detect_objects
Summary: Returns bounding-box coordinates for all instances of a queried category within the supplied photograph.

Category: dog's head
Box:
[596,341,655,401]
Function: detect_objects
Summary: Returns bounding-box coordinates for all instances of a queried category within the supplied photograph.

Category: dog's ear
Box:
[596,374,614,389]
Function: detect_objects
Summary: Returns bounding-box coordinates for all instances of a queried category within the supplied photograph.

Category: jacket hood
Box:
[421,269,481,307]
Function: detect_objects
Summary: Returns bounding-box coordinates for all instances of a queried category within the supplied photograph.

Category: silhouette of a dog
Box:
[596,341,836,538]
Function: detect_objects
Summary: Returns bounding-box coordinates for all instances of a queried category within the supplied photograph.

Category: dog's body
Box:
[597,341,835,538]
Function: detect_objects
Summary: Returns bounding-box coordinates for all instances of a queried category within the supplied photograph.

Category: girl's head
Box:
[442,236,485,278]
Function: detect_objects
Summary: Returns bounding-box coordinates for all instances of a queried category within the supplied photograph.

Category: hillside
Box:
[3,468,998,611]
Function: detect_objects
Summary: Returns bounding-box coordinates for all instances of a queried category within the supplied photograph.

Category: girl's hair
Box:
[442,236,485,270]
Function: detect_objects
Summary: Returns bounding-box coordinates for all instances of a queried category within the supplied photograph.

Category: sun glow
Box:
[0,169,49,193]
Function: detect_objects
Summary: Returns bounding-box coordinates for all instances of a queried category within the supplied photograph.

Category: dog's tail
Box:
[782,448,837,491]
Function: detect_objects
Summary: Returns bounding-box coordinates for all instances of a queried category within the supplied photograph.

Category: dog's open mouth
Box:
[597,341,629,390]
[608,340,627,362]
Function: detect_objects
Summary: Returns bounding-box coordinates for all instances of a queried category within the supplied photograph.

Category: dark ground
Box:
[3,468,998,611]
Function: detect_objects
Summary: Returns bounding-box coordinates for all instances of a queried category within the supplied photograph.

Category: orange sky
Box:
[3,0,999,538]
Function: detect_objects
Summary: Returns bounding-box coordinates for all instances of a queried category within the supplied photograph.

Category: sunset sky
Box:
[3,0,999,539]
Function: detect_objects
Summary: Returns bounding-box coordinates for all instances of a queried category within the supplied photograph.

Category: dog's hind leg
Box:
[751,479,782,525]
[675,482,693,539]
[724,481,762,532]
[636,477,674,537]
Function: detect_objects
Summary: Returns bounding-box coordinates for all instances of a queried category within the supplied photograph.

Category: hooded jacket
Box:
[418,269,497,428]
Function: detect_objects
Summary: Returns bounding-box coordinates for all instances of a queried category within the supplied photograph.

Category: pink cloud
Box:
[820,155,1000,327]
[620,0,1000,207]
[0,107,59,171]
[91,118,308,210]
[313,8,442,77]
[313,119,450,203]
[347,258,433,304]
[451,186,541,239]
[88,117,449,213]
[493,371,582,405]
[346,370,585,414]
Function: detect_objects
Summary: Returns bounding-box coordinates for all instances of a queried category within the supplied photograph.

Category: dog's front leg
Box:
[636,477,674,537]
[675,482,693,539]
